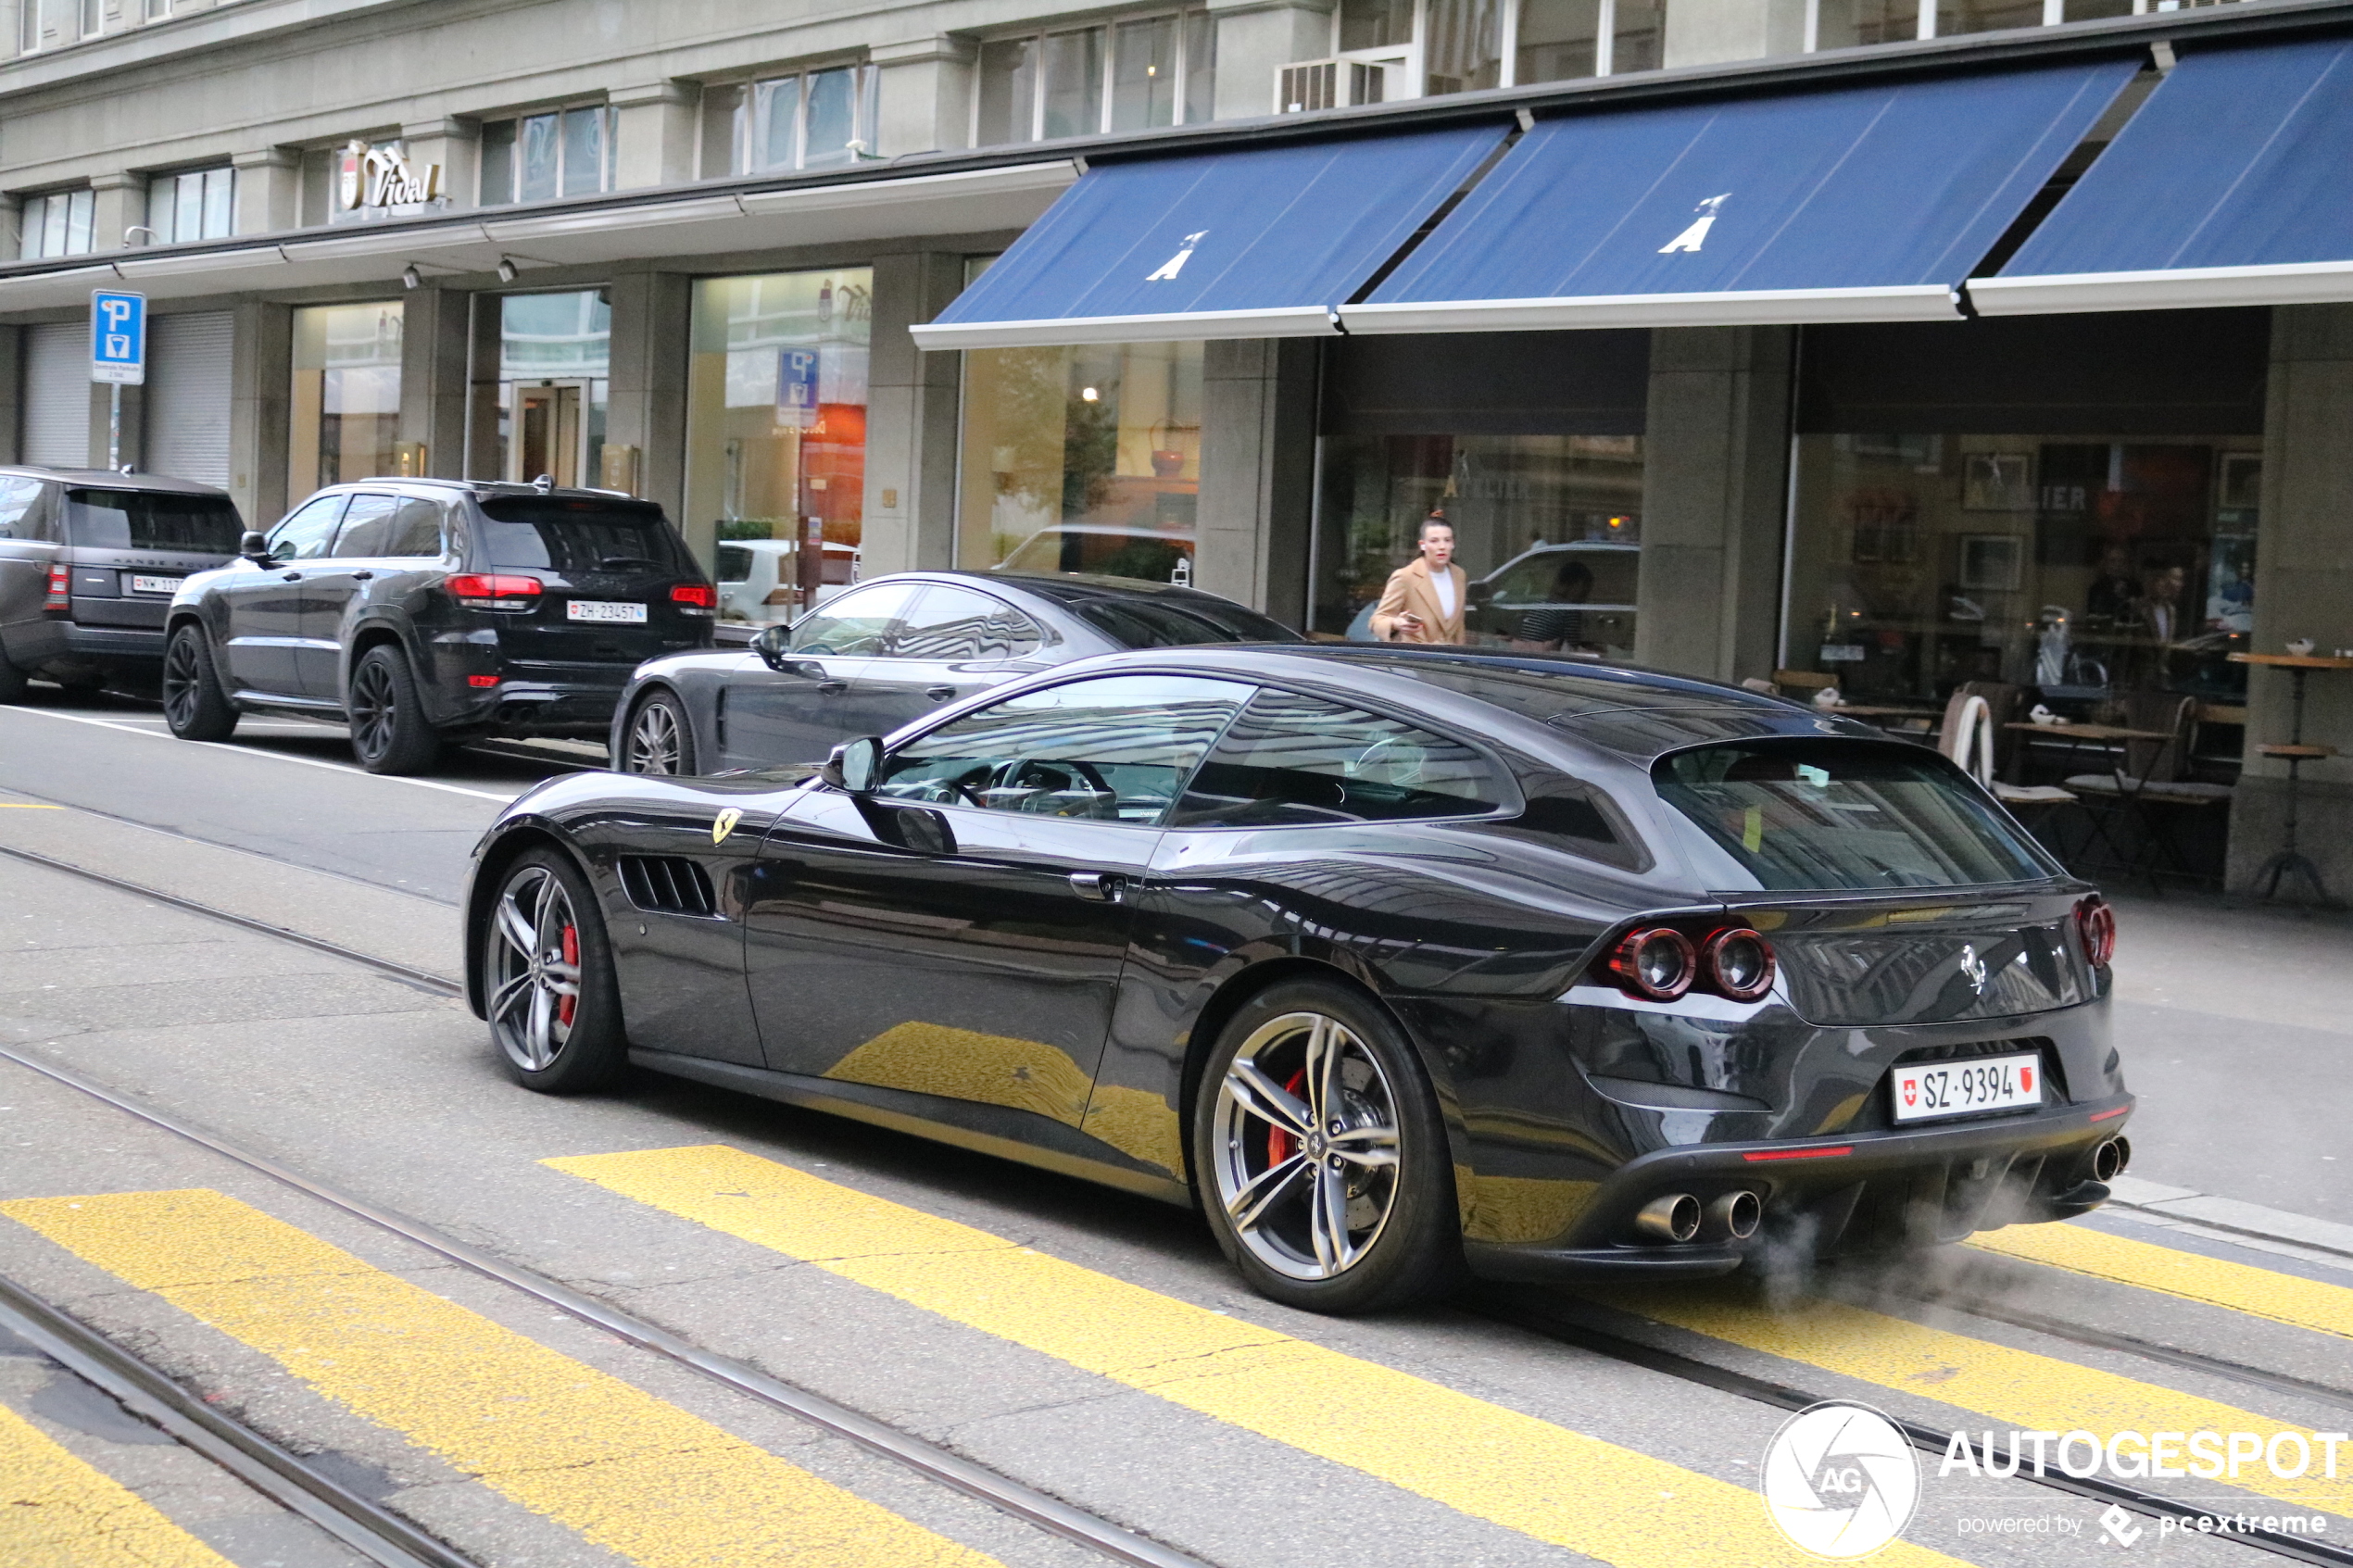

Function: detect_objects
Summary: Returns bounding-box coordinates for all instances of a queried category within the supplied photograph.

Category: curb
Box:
[2102,1174,2353,1270]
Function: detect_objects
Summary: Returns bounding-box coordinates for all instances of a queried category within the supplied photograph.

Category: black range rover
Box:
[164,480,714,773]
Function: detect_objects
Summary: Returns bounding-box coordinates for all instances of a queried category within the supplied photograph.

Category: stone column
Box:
[465,298,503,482]
[2226,304,2353,897]
[1633,325,1794,684]
[866,252,968,576]
[227,300,293,528]
[873,36,978,156]
[399,118,479,213]
[0,326,19,464]
[397,284,472,480]
[605,267,693,544]
[1210,0,1335,121]
[233,149,300,236]
[90,170,144,251]
[1197,338,1317,621]
[610,82,698,190]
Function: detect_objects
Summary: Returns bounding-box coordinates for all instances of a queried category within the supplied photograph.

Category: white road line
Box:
[0,707,522,802]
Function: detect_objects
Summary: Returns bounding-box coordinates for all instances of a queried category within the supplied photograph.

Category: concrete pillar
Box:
[399,119,478,213]
[2225,304,2353,899]
[605,268,692,542]
[873,37,977,156]
[1661,0,1806,69]
[610,82,698,191]
[1633,325,1793,684]
[397,284,471,480]
[866,252,967,576]
[465,295,502,482]
[233,148,300,236]
[1211,0,1334,120]
[90,171,142,252]
[228,300,293,528]
[1198,338,1317,621]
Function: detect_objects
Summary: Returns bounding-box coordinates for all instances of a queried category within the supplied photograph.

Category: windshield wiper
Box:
[597,555,664,571]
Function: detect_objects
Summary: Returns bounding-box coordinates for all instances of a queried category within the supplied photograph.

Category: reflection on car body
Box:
[474,646,2133,1315]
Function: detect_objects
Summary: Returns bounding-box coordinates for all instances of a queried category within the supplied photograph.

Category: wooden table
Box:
[2228,653,2353,903]
[2002,722,2173,744]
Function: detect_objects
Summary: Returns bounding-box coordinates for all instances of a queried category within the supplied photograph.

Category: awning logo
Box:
[1762,1400,1920,1558]
[1146,231,1209,282]
[1659,194,1730,255]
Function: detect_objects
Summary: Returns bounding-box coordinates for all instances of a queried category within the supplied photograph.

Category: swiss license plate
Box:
[566,600,648,624]
[128,575,183,596]
[1890,1052,2043,1123]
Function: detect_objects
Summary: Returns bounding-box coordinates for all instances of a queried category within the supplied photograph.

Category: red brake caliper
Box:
[1266,1068,1308,1168]
[557,925,579,1028]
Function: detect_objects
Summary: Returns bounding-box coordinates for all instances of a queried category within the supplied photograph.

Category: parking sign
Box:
[91,290,145,385]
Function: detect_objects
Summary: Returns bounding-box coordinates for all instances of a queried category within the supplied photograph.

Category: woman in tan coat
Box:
[1370,515,1467,645]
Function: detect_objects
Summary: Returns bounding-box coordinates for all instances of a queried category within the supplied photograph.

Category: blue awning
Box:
[909,126,1507,350]
[1976,39,2353,315]
[1346,59,2136,335]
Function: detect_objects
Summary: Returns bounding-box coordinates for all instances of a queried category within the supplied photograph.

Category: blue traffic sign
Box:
[91,290,146,385]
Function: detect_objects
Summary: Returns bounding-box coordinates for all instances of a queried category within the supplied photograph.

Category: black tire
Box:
[0,646,29,704]
[620,690,696,775]
[347,644,441,775]
[1191,978,1463,1314]
[479,847,628,1093]
[161,626,239,741]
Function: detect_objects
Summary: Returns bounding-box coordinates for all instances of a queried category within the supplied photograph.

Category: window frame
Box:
[477,103,617,207]
[970,6,1214,146]
[700,62,879,179]
[19,188,96,258]
[145,165,237,245]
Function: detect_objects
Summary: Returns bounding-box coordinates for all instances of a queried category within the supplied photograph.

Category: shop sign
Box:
[335,140,443,216]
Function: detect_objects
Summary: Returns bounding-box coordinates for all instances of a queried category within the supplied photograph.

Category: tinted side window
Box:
[716,545,753,584]
[268,495,348,561]
[64,489,245,554]
[328,494,401,558]
[476,496,682,571]
[384,499,447,558]
[877,674,1252,826]
[888,584,1042,661]
[1070,596,1299,648]
[1172,690,1505,827]
[786,581,920,655]
[0,479,45,539]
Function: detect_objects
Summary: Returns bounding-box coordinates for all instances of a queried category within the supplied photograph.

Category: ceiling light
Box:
[1080,386,1100,402]
[401,264,422,290]
[497,257,519,283]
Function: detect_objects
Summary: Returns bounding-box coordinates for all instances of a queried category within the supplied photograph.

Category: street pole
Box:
[107,383,121,471]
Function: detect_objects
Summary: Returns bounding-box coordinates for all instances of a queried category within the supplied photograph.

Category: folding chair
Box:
[1941,690,2076,834]
[2061,693,2225,892]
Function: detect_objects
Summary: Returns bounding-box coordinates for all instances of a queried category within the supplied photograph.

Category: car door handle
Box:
[817,680,847,695]
[926,684,956,701]
[1068,872,1125,903]
[280,571,301,581]
[350,571,373,582]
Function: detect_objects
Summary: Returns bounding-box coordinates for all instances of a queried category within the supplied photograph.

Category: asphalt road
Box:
[2,679,2350,1568]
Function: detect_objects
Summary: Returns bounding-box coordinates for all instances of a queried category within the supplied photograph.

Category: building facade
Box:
[2,0,2349,896]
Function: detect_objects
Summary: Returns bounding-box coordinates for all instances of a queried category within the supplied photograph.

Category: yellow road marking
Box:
[547,1143,1966,1568]
[1606,1286,2353,1517]
[0,1398,235,1568]
[1,1189,998,1568]
[1971,1222,2353,1340]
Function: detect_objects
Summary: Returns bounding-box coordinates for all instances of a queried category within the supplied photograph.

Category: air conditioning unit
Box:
[1275,57,1390,114]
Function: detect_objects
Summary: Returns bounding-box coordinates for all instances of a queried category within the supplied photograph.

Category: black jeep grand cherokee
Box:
[163,480,714,773]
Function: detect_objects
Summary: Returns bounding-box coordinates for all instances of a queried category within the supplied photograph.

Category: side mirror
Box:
[239,530,271,564]
[821,735,884,795]
[751,623,790,671]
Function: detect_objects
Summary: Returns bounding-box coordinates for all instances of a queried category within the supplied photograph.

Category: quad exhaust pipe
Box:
[1634,1191,1764,1244]
[1707,1189,1763,1241]
[1635,1193,1703,1244]
[2091,1136,2132,1184]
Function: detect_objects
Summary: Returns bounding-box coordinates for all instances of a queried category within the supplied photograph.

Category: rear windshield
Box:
[64,489,244,554]
[477,496,686,573]
[1070,596,1299,648]
[1654,740,2052,891]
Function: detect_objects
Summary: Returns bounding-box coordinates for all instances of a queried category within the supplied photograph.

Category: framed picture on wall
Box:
[1962,452,2032,511]
[2220,453,2263,513]
[1958,534,2024,592]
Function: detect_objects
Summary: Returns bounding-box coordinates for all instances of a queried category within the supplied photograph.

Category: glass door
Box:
[510,382,587,486]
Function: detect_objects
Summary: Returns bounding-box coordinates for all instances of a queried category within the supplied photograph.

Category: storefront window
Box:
[289,302,402,498]
[1312,434,1644,651]
[492,292,610,488]
[955,341,1201,585]
[1782,435,2261,706]
[684,269,871,623]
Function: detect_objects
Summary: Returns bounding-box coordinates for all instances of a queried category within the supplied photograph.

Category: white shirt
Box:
[1429,568,1455,619]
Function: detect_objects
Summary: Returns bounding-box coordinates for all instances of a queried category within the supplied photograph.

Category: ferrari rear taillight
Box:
[1702,927,1777,1002]
[1610,927,1696,1001]
[446,573,542,611]
[2074,895,2116,968]
[43,564,69,614]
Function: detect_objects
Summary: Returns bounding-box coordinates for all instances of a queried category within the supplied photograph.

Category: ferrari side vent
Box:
[618,855,719,919]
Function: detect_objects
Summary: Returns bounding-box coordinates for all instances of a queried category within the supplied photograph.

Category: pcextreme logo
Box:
[1762,1400,1920,1559]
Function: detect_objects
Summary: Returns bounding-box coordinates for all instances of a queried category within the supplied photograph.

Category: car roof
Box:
[307,478,653,504]
[965,570,1239,608]
[0,465,230,495]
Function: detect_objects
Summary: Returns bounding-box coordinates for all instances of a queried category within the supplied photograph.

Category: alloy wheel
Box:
[627,700,681,774]
[1212,1010,1403,1281]
[349,659,395,763]
[484,864,582,1073]
[161,635,200,730]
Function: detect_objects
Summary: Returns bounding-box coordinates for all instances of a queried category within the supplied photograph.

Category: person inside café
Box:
[2085,545,2139,622]
[1371,513,1467,646]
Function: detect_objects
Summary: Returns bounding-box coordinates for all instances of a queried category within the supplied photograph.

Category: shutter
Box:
[145,312,235,486]
[19,323,90,469]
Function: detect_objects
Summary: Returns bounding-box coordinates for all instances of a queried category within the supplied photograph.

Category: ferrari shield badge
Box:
[711,808,743,846]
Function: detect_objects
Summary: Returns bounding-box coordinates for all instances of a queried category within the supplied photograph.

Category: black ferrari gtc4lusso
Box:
[464,646,2130,1314]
